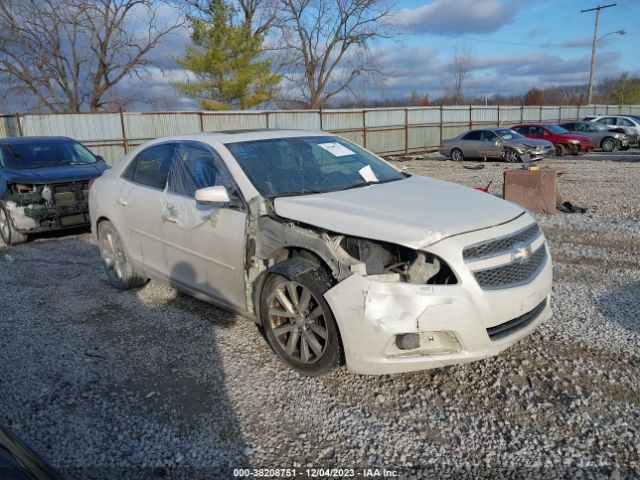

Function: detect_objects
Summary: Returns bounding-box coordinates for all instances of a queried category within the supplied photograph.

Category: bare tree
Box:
[444,45,473,105]
[0,0,183,112]
[178,0,277,34]
[276,0,393,109]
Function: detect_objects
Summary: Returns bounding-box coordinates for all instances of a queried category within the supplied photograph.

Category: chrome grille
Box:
[473,245,547,290]
[463,223,541,261]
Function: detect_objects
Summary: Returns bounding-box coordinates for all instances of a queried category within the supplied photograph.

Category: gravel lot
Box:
[1,151,638,479]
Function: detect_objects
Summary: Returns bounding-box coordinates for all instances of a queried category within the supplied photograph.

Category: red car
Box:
[511,123,593,156]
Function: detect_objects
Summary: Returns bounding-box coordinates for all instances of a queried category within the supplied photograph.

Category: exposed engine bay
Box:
[2,181,91,233]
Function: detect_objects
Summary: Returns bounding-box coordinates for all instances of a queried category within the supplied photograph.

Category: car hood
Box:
[504,138,552,148]
[0,162,108,184]
[273,175,525,249]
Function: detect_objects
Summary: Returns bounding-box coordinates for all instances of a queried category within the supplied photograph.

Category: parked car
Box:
[511,123,593,156]
[0,136,108,245]
[582,115,640,145]
[440,128,554,163]
[0,425,63,480]
[559,121,629,152]
[90,130,552,376]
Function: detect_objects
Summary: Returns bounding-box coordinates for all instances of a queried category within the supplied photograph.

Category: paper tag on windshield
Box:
[318,142,355,157]
[358,165,379,182]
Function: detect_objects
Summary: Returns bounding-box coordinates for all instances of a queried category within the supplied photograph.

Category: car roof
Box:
[143,129,332,146]
[0,136,77,145]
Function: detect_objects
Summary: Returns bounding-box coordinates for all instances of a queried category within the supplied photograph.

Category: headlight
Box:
[339,236,457,284]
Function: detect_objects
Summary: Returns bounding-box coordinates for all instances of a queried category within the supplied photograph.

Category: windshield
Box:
[1,141,98,169]
[495,129,525,140]
[546,125,569,134]
[225,136,406,197]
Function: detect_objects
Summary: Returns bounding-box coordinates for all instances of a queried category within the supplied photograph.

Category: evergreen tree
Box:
[173,0,281,110]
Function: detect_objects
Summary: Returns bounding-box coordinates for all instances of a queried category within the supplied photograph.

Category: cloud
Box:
[367,45,625,100]
[391,0,522,34]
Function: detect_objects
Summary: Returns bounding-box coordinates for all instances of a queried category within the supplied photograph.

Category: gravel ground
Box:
[0,151,639,479]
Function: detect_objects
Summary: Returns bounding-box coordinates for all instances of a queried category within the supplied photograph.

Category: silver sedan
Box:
[440,128,555,163]
[559,121,629,152]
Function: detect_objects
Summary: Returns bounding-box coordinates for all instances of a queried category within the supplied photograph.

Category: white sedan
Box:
[90,130,552,375]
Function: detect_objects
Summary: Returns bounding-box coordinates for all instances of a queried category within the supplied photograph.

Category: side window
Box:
[564,123,576,131]
[597,117,614,125]
[462,131,481,141]
[481,131,498,142]
[618,117,633,126]
[513,126,526,134]
[162,142,240,230]
[167,143,235,197]
[123,143,176,189]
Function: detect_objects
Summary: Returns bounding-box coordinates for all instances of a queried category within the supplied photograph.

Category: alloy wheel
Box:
[266,280,328,364]
[602,138,616,152]
[100,230,125,281]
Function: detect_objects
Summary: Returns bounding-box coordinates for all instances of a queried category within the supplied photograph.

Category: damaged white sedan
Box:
[90,130,552,375]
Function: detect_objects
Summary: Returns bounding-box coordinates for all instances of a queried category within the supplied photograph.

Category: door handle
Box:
[117,198,128,206]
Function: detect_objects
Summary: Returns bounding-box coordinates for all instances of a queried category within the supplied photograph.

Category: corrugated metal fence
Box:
[1,104,639,164]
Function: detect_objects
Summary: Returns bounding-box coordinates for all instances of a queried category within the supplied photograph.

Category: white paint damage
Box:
[274,175,525,250]
[5,201,38,231]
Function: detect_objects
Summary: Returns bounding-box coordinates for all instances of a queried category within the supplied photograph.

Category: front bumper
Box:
[324,214,553,375]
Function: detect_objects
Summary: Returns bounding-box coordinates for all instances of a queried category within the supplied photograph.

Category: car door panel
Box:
[160,142,247,310]
[117,143,176,274]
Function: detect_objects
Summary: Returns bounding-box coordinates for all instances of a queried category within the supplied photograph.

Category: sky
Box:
[4,0,639,111]
[132,0,639,109]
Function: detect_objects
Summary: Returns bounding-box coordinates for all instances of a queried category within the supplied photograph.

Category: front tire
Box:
[504,148,521,163]
[450,148,464,162]
[97,220,147,290]
[0,205,28,245]
[600,137,617,152]
[260,267,341,376]
[555,144,566,157]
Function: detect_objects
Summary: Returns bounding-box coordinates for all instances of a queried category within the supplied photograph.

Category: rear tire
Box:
[600,137,617,152]
[97,220,147,290]
[260,267,341,376]
[554,144,566,157]
[450,148,464,162]
[0,205,28,245]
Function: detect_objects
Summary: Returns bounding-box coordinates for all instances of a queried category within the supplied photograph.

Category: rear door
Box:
[460,130,482,157]
[117,143,177,275]
[159,141,248,310]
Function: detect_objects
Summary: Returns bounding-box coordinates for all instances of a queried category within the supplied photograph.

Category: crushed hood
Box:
[274,175,525,249]
[505,138,552,149]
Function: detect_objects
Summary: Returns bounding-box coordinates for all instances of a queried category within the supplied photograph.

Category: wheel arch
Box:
[251,247,334,324]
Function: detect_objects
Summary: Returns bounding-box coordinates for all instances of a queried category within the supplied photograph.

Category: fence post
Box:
[199,111,204,132]
[15,113,23,137]
[319,107,323,131]
[439,105,443,146]
[362,109,367,148]
[469,105,472,130]
[266,111,270,129]
[558,105,562,122]
[496,106,500,127]
[520,105,524,123]
[404,108,409,154]
[539,106,543,122]
[119,110,128,154]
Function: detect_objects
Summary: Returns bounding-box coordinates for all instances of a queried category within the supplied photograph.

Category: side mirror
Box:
[95,155,105,162]
[195,186,230,205]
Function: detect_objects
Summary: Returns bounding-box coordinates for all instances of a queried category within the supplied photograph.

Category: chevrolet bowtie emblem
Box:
[512,243,532,264]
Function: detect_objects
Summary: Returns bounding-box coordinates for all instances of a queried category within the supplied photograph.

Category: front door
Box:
[160,142,247,310]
